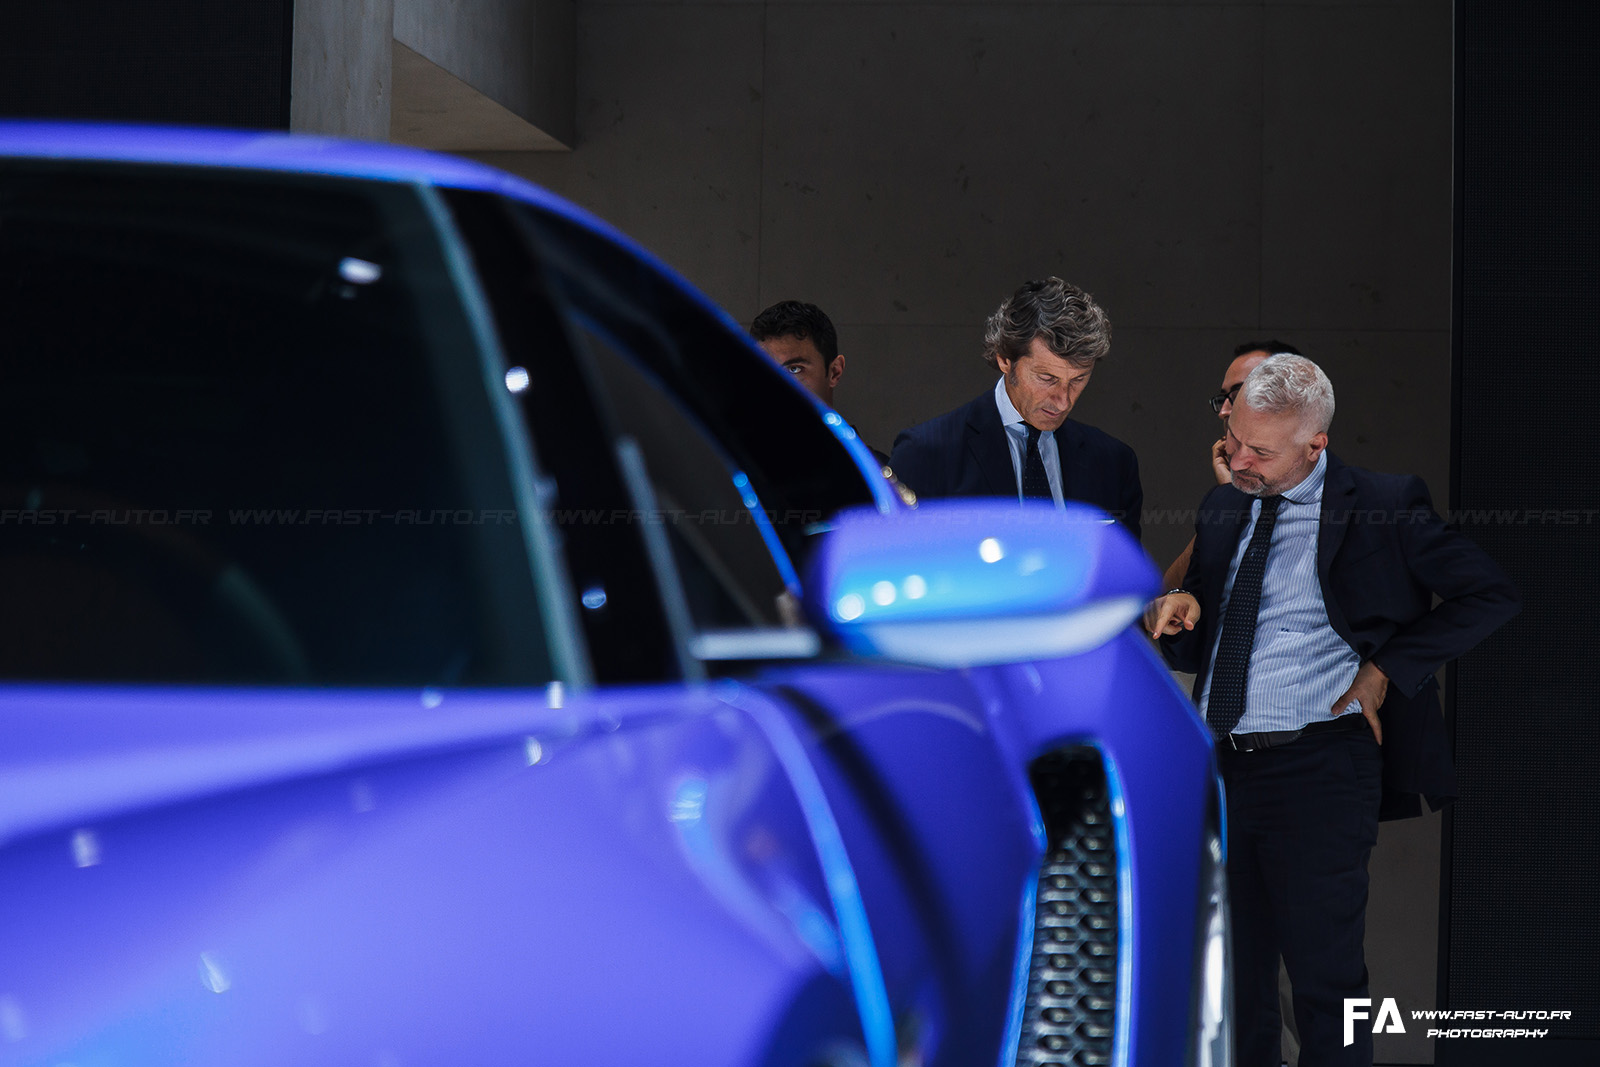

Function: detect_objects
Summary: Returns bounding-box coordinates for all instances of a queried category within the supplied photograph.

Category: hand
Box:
[1146,592,1201,639]
[1332,661,1390,744]
[1211,439,1233,486]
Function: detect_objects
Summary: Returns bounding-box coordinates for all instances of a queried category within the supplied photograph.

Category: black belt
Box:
[1225,711,1367,752]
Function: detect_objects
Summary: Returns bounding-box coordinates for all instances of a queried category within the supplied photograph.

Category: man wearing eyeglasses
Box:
[1174,339,1304,1064]
[1161,340,1302,589]
[1148,353,1520,1067]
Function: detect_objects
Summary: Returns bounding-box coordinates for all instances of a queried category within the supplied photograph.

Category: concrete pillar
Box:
[290,0,394,140]
[290,0,572,150]
[392,0,573,150]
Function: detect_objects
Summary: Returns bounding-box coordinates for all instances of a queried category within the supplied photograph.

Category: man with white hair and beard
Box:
[1146,354,1519,1067]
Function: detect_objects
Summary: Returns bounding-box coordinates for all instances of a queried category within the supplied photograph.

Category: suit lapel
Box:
[1200,487,1251,603]
[1191,486,1252,696]
[964,391,1018,497]
[1055,420,1084,502]
[1318,452,1357,644]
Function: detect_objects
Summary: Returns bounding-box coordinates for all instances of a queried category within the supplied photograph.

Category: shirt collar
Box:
[1278,449,1328,505]
[993,376,1030,432]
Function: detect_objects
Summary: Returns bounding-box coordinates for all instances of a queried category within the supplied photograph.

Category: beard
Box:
[1233,459,1319,497]
[1230,469,1273,497]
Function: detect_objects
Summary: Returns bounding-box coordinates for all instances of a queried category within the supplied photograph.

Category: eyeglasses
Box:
[1209,383,1242,414]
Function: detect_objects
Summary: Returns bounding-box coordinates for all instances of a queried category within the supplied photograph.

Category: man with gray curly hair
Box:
[887,277,1143,539]
[1147,353,1520,1067]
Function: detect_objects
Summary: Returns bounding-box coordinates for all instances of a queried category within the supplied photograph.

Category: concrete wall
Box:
[292,0,573,147]
[290,0,394,139]
[395,0,575,145]
[474,2,1453,1061]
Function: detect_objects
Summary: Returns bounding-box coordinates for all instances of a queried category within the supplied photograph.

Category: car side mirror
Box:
[803,500,1157,668]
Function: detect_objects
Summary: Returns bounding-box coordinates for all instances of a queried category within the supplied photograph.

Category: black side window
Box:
[571,319,792,630]
[0,163,550,686]
[517,205,880,566]
[440,188,882,674]
[441,189,683,684]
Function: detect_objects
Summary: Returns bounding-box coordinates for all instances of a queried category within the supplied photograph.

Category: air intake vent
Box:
[1015,748,1119,1067]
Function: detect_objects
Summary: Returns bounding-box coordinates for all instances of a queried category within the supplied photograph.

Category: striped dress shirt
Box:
[1198,452,1363,733]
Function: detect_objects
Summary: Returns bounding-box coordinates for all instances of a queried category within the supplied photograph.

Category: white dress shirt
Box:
[993,377,1063,506]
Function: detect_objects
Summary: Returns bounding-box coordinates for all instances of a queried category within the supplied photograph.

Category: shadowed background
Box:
[0,1,1459,1061]
[470,5,1453,1062]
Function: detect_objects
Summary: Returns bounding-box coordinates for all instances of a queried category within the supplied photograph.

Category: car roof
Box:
[0,120,665,292]
[2,121,565,206]
[0,121,897,503]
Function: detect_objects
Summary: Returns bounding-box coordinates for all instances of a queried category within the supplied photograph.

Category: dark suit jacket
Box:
[1161,453,1520,819]
[888,389,1144,541]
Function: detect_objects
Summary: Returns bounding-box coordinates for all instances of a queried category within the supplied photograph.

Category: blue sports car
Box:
[0,124,1227,1067]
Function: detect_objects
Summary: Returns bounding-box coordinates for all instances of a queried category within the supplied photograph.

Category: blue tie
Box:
[1206,495,1285,737]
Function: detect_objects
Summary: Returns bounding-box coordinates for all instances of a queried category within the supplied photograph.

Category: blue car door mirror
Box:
[803,500,1159,667]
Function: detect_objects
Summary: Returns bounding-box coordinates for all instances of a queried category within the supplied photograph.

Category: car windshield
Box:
[0,161,551,686]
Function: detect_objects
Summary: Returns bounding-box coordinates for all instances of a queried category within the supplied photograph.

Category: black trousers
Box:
[1220,723,1383,1067]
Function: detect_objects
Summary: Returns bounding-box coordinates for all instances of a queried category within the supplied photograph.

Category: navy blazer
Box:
[1162,453,1520,819]
[888,389,1144,541]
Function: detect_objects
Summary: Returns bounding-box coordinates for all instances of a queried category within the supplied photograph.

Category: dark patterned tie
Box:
[1023,424,1053,501]
[1205,495,1285,738]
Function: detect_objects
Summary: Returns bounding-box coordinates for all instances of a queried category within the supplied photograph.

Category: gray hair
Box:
[983,277,1111,369]
[1239,353,1335,434]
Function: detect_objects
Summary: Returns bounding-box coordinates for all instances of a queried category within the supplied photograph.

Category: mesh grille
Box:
[1014,748,1119,1067]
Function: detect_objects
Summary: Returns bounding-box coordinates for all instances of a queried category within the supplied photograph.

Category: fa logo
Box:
[1344,998,1406,1045]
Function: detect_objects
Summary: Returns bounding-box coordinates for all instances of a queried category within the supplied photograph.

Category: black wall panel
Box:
[0,2,293,129]
[1442,2,1600,1064]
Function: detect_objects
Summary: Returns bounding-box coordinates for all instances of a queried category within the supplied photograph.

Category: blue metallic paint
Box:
[996,781,1049,1067]
[727,685,897,1067]
[0,124,1221,1066]
[1099,744,1138,1067]
[0,685,874,1064]
[807,500,1150,625]
[802,501,1155,672]
[757,666,1041,1067]
[984,636,1217,1067]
